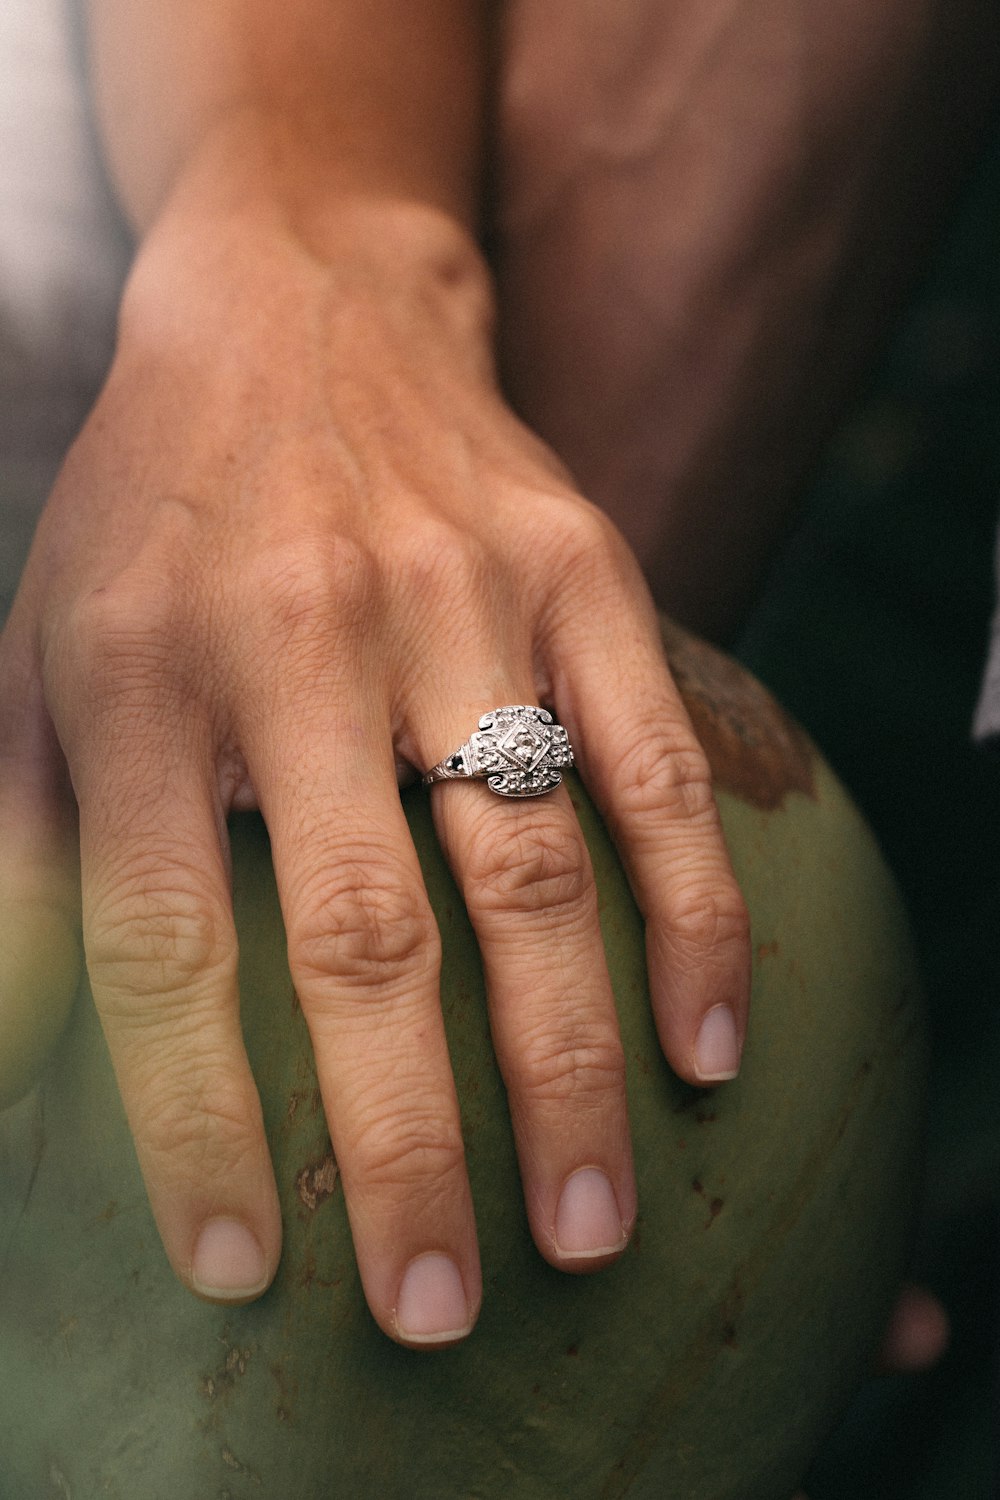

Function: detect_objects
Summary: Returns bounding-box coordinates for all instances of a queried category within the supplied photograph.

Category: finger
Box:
[0,637,81,1108]
[61,681,281,1303]
[239,672,480,1349]
[415,686,634,1275]
[545,566,751,1087]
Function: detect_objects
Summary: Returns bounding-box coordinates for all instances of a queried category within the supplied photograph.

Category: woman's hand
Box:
[0,190,750,1346]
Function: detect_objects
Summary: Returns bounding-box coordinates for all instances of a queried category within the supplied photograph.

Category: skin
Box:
[0,1,750,1348]
[1,0,995,1370]
[496,0,1000,638]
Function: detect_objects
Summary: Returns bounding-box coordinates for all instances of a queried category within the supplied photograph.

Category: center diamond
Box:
[498,721,549,772]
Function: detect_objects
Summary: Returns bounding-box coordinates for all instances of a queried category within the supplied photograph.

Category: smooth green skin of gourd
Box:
[0,655,925,1500]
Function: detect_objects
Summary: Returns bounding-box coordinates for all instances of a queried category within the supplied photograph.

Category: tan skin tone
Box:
[496,0,1000,639]
[0,1,750,1347]
[0,0,988,1437]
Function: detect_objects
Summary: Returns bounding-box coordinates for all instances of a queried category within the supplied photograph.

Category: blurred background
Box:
[737,123,1000,1499]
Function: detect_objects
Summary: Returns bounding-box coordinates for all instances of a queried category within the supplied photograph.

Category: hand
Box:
[0,192,750,1346]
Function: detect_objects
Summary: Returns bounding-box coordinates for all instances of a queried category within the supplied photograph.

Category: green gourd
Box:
[0,625,925,1499]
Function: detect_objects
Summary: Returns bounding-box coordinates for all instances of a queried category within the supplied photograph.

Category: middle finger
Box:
[238,670,481,1349]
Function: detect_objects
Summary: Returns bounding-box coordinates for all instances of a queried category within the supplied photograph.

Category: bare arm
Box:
[0,0,750,1349]
[497,0,1000,638]
[86,0,487,235]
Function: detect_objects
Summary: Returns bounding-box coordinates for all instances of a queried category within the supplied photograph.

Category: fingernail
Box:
[395,1253,472,1344]
[191,1217,269,1300]
[554,1167,626,1259]
[694,1004,742,1082]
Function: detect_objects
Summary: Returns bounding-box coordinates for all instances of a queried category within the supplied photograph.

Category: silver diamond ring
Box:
[422,705,574,798]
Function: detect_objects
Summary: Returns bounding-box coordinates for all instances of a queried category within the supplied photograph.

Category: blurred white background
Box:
[0,0,130,614]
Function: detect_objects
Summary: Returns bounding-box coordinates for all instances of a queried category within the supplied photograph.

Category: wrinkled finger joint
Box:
[508,1023,627,1106]
[661,884,751,966]
[288,867,439,1002]
[463,816,593,925]
[343,1108,466,1195]
[86,880,233,1003]
[610,732,717,825]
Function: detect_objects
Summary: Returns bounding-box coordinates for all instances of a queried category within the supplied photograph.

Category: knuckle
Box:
[250,536,379,644]
[137,1064,259,1179]
[555,498,620,560]
[288,856,439,1000]
[346,1105,465,1193]
[542,498,631,589]
[62,577,190,702]
[512,1020,627,1106]
[612,726,717,824]
[667,882,751,963]
[87,868,231,1003]
[393,519,491,607]
[464,815,592,923]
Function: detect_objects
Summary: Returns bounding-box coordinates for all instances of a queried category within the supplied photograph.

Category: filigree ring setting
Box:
[421,705,574,798]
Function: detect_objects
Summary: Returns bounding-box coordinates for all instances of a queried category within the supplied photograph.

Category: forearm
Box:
[497,0,1000,638]
[78,0,501,431]
[85,0,490,241]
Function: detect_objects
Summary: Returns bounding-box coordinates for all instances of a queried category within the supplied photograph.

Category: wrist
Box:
[90,1,488,241]
[139,102,486,260]
[115,131,499,397]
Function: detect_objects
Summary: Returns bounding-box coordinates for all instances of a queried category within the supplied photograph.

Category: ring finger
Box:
[413,679,635,1273]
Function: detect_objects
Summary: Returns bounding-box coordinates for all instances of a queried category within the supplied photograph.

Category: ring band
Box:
[422,705,574,798]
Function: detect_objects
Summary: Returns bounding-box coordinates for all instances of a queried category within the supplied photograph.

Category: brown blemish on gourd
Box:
[199,1338,254,1404]
[284,1086,321,1127]
[691,1177,725,1228]
[85,1200,119,1229]
[295,1151,339,1212]
[297,1244,338,1293]
[271,1359,299,1427]
[660,619,816,810]
[221,1445,261,1485]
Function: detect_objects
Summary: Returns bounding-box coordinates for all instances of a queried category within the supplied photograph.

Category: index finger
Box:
[69,713,283,1302]
[236,672,482,1348]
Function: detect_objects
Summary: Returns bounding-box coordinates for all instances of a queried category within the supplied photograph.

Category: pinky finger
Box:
[546,594,751,1087]
[0,668,81,1108]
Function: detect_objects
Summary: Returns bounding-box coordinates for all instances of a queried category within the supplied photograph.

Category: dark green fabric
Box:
[737,128,1000,1500]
